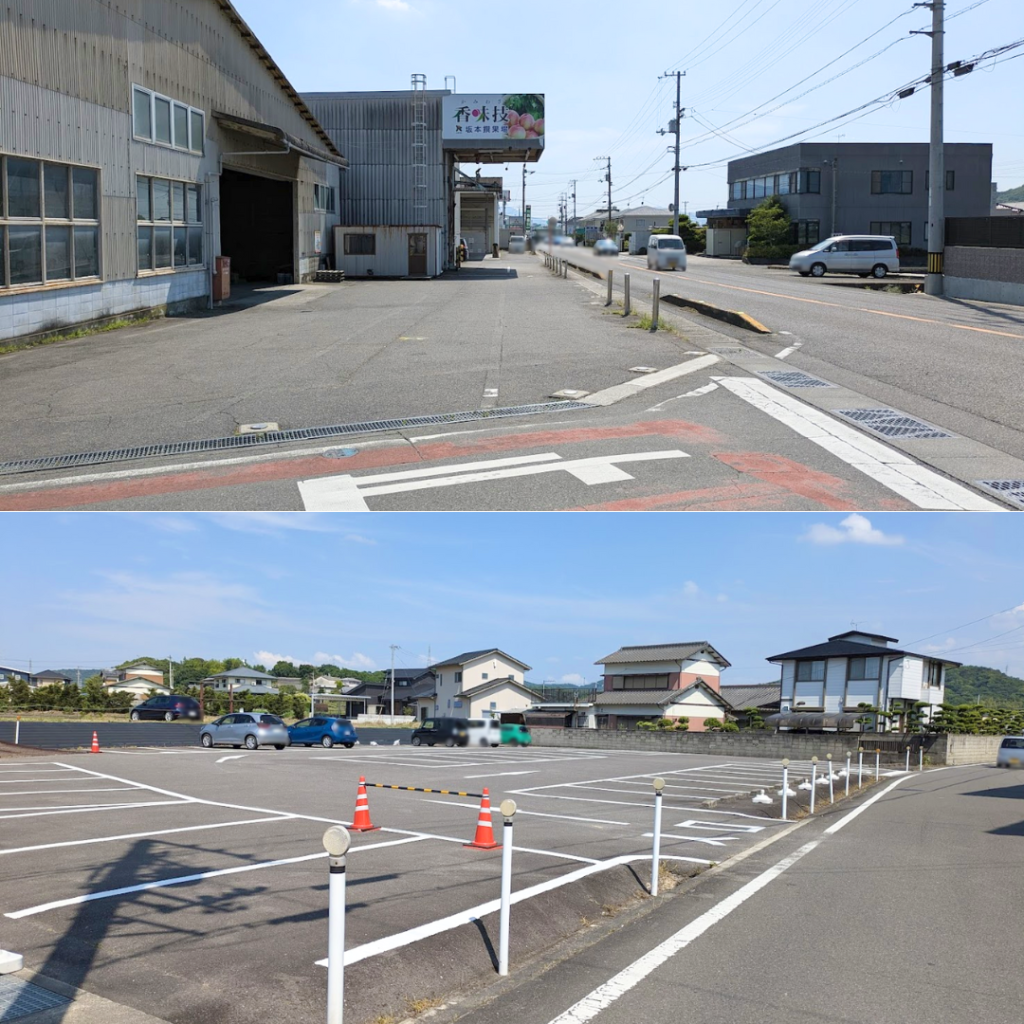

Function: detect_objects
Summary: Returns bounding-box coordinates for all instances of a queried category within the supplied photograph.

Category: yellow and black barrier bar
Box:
[365,782,484,798]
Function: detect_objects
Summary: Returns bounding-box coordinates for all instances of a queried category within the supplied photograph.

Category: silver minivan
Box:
[789,235,900,278]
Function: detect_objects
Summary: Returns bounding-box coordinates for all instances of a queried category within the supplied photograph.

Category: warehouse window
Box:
[870,221,911,246]
[871,170,913,194]
[1,156,100,289]
[314,184,336,212]
[136,175,202,274]
[132,85,204,154]
[344,233,375,255]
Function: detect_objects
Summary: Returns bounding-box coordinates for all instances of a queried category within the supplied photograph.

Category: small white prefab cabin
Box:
[334,225,443,278]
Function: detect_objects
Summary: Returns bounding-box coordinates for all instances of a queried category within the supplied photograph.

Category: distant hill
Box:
[996,184,1024,203]
[945,665,1024,708]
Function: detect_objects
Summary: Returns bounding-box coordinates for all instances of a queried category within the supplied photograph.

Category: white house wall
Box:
[823,658,847,714]
[677,690,726,720]
[891,657,924,702]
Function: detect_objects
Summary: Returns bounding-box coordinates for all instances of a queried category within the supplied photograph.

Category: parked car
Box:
[789,235,899,278]
[647,234,687,271]
[410,717,469,747]
[466,719,501,747]
[593,238,619,256]
[288,716,358,749]
[130,695,201,722]
[501,722,533,746]
[996,736,1024,767]
[508,235,526,254]
[555,235,576,248]
[199,712,290,750]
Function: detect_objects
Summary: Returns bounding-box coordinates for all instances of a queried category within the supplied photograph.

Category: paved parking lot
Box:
[1,746,836,1023]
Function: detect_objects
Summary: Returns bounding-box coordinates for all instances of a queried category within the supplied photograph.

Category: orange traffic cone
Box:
[350,776,380,832]
[464,788,501,850]
[90,731,101,754]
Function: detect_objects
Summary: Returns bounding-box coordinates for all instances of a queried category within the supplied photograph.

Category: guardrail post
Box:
[651,278,660,330]
[624,273,631,315]
[650,778,665,895]
[498,800,517,976]
[810,756,818,814]
[323,826,351,1024]
[606,269,614,306]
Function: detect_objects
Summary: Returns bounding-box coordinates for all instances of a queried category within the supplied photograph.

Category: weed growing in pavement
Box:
[629,314,655,330]
[407,996,443,1016]
[0,314,158,355]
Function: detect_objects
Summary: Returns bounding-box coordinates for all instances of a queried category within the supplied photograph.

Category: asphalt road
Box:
[1,746,839,1024]
[448,761,1024,1024]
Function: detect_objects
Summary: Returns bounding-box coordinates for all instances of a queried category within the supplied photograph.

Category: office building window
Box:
[1,157,101,289]
[870,221,911,246]
[796,220,820,247]
[924,170,955,191]
[132,85,204,154]
[344,233,376,255]
[136,175,202,273]
[730,181,743,200]
[797,169,821,194]
[871,170,913,194]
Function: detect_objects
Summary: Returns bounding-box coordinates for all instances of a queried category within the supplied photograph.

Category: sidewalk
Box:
[1,970,171,1024]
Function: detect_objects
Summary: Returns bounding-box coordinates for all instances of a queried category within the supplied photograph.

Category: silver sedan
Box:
[200,712,290,750]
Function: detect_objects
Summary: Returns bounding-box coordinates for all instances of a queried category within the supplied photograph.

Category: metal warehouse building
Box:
[0,0,346,342]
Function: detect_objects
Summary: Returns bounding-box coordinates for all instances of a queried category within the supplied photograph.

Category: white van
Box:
[508,235,526,254]
[789,235,900,278]
[466,718,501,747]
[647,234,687,271]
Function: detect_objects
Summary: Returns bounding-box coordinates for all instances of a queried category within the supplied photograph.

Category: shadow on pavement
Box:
[441,268,519,280]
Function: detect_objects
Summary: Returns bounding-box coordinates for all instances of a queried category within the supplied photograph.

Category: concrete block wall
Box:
[941,734,1003,765]
[945,245,1024,306]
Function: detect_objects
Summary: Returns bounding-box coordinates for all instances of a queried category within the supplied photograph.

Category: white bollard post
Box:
[845,751,852,797]
[498,799,517,976]
[606,269,614,306]
[875,748,881,782]
[810,756,818,814]
[651,278,660,330]
[827,753,834,804]
[651,778,665,896]
[624,273,631,316]
[781,758,789,821]
[905,747,911,773]
[919,745,924,772]
[14,716,19,746]
[858,747,864,787]
[323,826,351,1024]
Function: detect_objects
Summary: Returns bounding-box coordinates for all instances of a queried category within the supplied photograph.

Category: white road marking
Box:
[298,450,690,510]
[582,355,720,407]
[0,777,91,784]
[0,800,189,820]
[0,786,139,797]
[4,835,428,919]
[463,771,540,778]
[216,755,248,763]
[0,766,75,772]
[646,382,719,412]
[717,376,1001,510]
[673,820,765,833]
[775,342,802,359]
[0,816,295,856]
[643,831,738,847]
[420,799,629,826]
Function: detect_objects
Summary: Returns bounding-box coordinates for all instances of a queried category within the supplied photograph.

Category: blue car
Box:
[288,716,358,749]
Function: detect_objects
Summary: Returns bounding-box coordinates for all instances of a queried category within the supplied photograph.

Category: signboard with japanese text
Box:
[442,94,545,148]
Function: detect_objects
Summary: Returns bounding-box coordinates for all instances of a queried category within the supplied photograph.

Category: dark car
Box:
[288,716,358,749]
[411,717,469,747]
[130,695,201,722]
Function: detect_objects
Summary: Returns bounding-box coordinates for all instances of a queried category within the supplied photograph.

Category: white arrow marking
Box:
[643,831,738,847]
[298,450,690,510]
[216,755,248,764]
[674,819,765,833]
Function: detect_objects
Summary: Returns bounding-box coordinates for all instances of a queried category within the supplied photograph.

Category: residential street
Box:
[1,253,1022,510]
[446,763,1024,1024]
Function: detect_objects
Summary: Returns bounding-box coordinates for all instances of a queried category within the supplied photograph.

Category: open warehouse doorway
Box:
[219,168,295,283]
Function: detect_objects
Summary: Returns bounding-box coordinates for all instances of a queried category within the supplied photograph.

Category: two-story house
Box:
[203,667,280,697]
[417,649,536,720]
[767,630,961,730]
[103,663,168,696]
[593,642,732,730]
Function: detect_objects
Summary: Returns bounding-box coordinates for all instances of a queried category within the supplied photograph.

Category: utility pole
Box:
[594,156,612,233]
[569,179,577,238]
[389,644,399,723]
[914,0,945,296]
[168,658,174,691]
[658,71,684,237]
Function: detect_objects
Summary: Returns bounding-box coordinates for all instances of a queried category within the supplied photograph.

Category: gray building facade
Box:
[0,0,346,343]
[700,142,992,256]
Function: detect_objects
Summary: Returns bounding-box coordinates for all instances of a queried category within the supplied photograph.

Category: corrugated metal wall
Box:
[305,92,448,228]
[334,225,438,278]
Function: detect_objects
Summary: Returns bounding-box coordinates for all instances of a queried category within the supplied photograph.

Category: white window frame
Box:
[132,84,205,154]
[313,184,336,213]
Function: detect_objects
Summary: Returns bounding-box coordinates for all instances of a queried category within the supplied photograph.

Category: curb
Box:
[660,293,771,334]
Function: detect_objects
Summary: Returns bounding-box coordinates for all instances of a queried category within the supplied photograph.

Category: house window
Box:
[131,85,204,153]
[793,659,825,709]
[481,673,488,680]
[796,220,820,247]
[344,233,375,255]
[871,170,913,194]
[454,671,462,684]
[314,184,336,212]
[926,662,942,687]
[490,701,497,709]
[136,175,202,273]
[611,674,670,690]
[1,157,101,289]
[796,660,825,682]
[870,221,911,246]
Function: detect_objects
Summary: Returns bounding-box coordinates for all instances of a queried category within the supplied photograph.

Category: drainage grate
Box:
[759,370,836,389]
[0,977,71,1023]
[834,408,953,439]
[976,480,1024,508]
[0,402,592,477]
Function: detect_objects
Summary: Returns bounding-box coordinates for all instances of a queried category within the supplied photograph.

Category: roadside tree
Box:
[745,196,798,260]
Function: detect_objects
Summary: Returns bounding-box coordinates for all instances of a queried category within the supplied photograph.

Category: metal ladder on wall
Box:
[411,73,428,221]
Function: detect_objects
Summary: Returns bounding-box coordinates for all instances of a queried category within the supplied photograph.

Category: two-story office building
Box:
[698,142,992,257]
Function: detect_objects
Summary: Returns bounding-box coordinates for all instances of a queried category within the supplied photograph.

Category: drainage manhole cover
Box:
[322,448,360,459]
[834,408,953,439]
[976,480,1024,507]
[759,370,836,388]
[0,977,71,1023]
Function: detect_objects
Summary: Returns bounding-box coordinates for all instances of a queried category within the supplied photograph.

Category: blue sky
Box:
[3,512,1024,684]
[235,0,1024,219]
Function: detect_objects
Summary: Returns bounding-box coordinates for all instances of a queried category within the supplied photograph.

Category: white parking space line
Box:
[421,799,630,827]
[0,777,95,784]
[0,816,296,856]
[4,835,429,919]
[463,771,540,778]
[0,766,76,773]
[0,800,191,820]
[0,786,141,798]
[216,755,248,763]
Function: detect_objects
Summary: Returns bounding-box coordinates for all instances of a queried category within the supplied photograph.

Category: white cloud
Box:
[375,0,411,9]
[683,580,700,595]
[716,594,729,603]
[922,638,957,653]
[202,512,340,534]
[803,514,904,547]
[993,601,1024,627]
[256,651,299,667]
[560,673,586,685]
[314,651,377,670]
[148,516,200,533]
[345,534,377,546]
